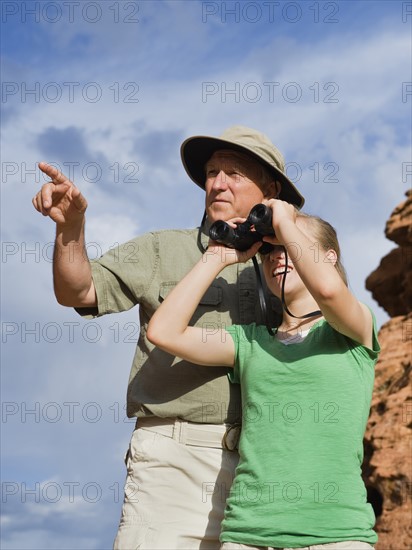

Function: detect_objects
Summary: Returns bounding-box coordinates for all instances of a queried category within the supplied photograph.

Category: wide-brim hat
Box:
[180,125,305,208]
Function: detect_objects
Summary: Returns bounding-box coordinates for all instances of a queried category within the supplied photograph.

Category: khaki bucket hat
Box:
[181,125,304,208]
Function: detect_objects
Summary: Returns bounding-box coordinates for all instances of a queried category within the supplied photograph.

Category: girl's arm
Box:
[147,241,261,366]
[266,199,373,348]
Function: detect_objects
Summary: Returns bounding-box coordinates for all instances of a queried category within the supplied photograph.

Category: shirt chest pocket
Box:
[159,282,223,326]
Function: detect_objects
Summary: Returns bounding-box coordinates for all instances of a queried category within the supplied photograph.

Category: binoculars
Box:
[209,203,275,253]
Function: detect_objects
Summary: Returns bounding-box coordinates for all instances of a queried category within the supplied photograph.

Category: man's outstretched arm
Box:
[32,162,97,307]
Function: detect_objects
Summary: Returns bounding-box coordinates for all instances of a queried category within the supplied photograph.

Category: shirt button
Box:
[242,290,250,297]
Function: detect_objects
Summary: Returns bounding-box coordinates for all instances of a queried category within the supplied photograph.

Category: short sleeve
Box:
[351,306,381,362]
[369,310,381,357]
[75,232,158,319]
[341,306,381,374]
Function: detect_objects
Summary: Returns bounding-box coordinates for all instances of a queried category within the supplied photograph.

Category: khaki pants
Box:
[220,542,375,550]
[113,419,239,549]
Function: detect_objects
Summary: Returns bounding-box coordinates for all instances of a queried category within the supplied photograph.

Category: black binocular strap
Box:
[252,247,322,336]
[197,211,208,253]
[279,247,322,321]
[252,255,276,336]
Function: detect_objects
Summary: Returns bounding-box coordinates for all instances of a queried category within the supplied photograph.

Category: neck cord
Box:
[252,255,276,335]
[197,211,208,253]
[252,246,322,336]
[278,245,322,321]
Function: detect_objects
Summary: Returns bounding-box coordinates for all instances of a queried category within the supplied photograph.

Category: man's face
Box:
[204,150,269,223]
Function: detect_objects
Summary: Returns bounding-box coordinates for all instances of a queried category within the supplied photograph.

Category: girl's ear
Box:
[325,249,338,265]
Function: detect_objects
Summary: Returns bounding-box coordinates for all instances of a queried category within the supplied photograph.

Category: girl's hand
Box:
[205,217,262,266]
[261,199,297,245]
[266,199,297,230]
[205,240,262,266]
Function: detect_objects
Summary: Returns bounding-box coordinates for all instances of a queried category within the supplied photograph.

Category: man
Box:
[32,126,304,549]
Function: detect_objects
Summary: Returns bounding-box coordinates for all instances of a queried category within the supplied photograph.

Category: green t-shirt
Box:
[221,318,380,548]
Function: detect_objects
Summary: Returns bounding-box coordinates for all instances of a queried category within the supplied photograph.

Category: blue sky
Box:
[1,1,411,548]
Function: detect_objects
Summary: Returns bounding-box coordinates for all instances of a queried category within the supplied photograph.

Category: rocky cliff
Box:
[364,190,412,549]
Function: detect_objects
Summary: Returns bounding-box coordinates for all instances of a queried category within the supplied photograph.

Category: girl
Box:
[147,199,380,550]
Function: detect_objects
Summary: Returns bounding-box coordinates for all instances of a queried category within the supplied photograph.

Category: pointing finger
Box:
[38,162,72,186]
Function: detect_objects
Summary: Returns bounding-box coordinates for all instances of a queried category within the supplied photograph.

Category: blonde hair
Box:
[297,212,348,286]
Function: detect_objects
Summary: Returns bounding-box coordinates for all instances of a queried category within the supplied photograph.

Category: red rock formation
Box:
[364,190,412,550]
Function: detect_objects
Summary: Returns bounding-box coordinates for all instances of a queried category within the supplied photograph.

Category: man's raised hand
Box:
[32,162,88,226]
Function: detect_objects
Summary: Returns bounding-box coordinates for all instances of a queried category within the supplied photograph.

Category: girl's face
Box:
[261,218,312,299]
[262,245,303,299]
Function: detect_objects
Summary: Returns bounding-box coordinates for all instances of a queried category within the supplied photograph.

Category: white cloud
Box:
[85,214,140,253]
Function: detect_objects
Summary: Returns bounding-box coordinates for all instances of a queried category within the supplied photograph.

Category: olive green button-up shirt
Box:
[77,227,278,424]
